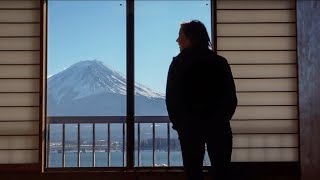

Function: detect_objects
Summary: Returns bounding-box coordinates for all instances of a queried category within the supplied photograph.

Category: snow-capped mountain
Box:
[47,60,167,116]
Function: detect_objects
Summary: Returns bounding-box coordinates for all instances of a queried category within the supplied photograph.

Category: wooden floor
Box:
[0,162,300,180]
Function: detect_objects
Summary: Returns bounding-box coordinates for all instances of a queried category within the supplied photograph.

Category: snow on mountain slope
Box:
[47,60,167,116]
[48,60,164,104]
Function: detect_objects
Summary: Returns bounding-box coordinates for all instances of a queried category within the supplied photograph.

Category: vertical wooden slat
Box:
[297,1,320,179]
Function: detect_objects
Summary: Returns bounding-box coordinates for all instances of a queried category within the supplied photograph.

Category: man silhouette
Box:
[166,20,237,180]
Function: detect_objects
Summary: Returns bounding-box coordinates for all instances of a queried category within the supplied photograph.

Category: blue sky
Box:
[48,0,211,93]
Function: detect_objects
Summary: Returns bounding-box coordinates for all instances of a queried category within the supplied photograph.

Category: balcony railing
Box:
[46,116,210,169]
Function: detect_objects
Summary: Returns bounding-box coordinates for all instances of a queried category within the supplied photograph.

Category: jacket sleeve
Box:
[165,58,180,129]
[218,58,238,120]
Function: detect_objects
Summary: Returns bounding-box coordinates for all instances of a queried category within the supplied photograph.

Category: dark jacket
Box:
[165,48,237,130]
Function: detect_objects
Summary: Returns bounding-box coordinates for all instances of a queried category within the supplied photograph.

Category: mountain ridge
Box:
[47,60,167,116]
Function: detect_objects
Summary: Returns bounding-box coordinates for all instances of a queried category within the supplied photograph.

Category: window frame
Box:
[40,0,300,176]
[41,0,215,171]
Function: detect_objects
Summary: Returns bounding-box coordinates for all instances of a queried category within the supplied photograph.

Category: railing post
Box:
[152,122,156,166]
[138,123,141,166]
[167,122,170,167]
[46,123,51,168]
[77,123,80,167]
[123,122,126,167]
[108,123,111,167]
[62,123,65,167]
[47,116,172,168]
[93,123,96,167]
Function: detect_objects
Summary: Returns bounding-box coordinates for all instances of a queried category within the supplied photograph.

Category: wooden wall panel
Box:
[217,23,296,36]
[216,0,298,163]
[217,10,296,23]
[0,10,40,23]
[297,0,320,179]
[0,2,41,163]
[217,0,295,9]
[0,107,39,121]
[219,51,296,64]
[0,51,40,64]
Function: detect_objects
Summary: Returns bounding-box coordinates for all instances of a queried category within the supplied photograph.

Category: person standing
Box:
[166,20,237,180]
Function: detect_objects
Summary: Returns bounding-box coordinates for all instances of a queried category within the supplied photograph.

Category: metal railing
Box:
[46,116,189,168]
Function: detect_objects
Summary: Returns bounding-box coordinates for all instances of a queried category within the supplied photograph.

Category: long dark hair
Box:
[180,20,212,49]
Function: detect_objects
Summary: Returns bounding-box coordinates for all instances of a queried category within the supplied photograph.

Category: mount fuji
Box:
[47,60,167,116]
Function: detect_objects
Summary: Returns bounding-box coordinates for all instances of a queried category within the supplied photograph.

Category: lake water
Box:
[48,150,211,167]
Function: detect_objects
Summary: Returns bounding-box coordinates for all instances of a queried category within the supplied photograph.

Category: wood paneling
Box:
[0,150,38,164]
[0,37,40,50]
[231,120,298,133]
[0,1,40,8]
[0,51,40,64]
[218,23,296,36]
[218,37,296,50]
[0,107,39,121]
[233,106,298,120]
[0,121,38,135]
[0,93,39,106]
[235,78,297,92]
[217,10,296,23]
[0,65,40,78]
[216,0,298,163]
[231,64,297,78]
[0,79,39,92]
[0,136,38,149]
[233,134,298,148]
[232,148,298,162]
[217,0,295,9]
[0,1,41,164]
[0,10,40,22]
[219,51,296,64]
[0,24,40,37]
[297,1,320,179]
[236,92,297,105]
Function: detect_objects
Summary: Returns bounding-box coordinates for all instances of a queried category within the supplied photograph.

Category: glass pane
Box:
[80,124,93,167]
[48,124,62,167]
[65,124,78,167]
[95,123,108,167]
[47,1,126,168]
[134,0,211,167]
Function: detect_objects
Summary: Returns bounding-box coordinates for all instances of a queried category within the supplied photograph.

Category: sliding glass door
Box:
[134,0,211,167]
[46,0,127,168]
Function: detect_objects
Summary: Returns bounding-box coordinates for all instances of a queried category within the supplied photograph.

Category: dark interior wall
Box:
[297,1,320,180]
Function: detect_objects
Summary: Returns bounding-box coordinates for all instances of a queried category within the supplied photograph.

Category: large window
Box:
[45,0,298,170]
[46,0,211,169]
[46,0,127,168]
[134,1,211,167]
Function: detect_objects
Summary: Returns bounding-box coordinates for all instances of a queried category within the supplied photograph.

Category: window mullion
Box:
[211,0,217,52]
[126,0,135,169]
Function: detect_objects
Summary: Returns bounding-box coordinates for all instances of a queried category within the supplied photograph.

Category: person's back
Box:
[166,20,237,180]
[168,47,237,129]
